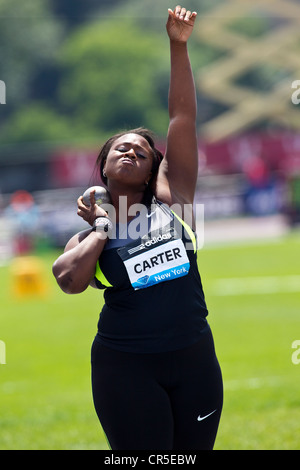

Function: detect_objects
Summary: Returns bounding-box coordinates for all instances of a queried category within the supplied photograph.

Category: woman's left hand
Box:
[166,5,197,43]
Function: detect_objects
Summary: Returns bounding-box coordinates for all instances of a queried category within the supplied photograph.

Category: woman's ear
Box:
[102,160,107,178]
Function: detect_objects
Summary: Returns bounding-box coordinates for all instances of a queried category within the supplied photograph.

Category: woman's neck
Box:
[107,183,146,223]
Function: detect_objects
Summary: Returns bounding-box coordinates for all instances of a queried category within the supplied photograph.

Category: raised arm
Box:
[156,6,198,206]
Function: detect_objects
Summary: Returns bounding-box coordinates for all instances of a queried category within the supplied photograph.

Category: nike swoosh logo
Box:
[197,409,217,422]
[146,210,157,218]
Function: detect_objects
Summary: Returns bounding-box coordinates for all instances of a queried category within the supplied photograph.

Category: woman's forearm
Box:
[52,231,107,294]
[168,40,197,121]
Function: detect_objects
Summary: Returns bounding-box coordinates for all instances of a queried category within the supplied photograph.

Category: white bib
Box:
[118,226,190,290]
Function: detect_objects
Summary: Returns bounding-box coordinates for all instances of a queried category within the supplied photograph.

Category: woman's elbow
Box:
[52,260,86,294]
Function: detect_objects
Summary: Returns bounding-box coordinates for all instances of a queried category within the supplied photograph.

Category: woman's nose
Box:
[125,148,136,159]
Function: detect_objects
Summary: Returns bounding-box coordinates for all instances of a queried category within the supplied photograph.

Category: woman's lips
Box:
[121,158,135,166]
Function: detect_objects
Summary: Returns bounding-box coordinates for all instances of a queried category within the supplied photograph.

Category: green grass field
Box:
[1,232,300,450]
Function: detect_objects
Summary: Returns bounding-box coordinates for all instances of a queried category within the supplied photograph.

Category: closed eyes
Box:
[116,147,147,159]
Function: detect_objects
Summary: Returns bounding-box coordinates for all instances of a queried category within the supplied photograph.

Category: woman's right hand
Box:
[77,189,108,226]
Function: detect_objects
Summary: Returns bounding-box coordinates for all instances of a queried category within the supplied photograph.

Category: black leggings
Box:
[91,327,223,450]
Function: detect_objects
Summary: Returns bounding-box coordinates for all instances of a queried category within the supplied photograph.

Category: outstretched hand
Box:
[166,5,197,43]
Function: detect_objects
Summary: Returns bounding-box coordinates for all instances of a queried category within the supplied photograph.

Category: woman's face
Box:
[103,133,154,189]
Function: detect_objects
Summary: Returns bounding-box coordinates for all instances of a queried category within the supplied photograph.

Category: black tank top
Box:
[93,197,209,353]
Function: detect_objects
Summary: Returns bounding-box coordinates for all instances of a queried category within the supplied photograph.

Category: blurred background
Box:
[0,0,300,450]
[1,0,300,253]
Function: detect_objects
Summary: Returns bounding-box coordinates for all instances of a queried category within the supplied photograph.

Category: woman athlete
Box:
[52,6,223,450]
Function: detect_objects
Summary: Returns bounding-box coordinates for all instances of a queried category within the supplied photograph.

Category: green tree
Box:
[58,18,170,136]
[50,0,124,27]
[0,103,79,144]
[0,0,63,106]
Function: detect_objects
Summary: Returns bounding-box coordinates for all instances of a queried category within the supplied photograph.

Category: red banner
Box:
[50,133,300,188]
